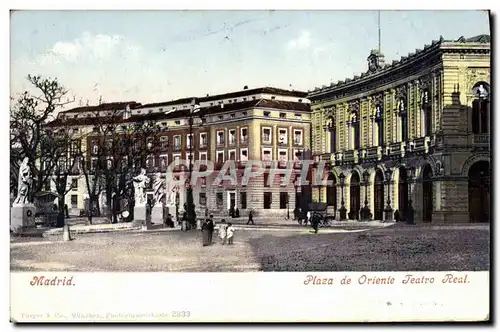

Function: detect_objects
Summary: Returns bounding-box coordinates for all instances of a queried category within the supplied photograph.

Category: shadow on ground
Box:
[247,226,490,271]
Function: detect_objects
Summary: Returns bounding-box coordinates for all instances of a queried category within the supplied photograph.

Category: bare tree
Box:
[10,75,75,201]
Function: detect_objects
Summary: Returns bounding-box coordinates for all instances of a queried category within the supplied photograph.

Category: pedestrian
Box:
[226,222,235,245]
[219,219,227,245]
[64,204,69,218]
[201,219,210,246]
[306,210,311,226]
[311,213,319,234]
[207,215,215,244]
[235,208,240,218]
[246,210,254,225]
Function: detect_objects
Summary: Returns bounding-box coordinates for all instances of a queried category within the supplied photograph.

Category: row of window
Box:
[208,192,290,210]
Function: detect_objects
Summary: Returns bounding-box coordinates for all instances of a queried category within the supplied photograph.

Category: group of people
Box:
[201,215,235,246]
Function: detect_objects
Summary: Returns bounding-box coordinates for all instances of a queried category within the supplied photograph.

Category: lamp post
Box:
[384,168,394,222]
[185,98,200,230]
[407,166,415,224]
[361,169,371,221]
[293,179,299,219]
[338,172,347,220]
[286,192,290,220]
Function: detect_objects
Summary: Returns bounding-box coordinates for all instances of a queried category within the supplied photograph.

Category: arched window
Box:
[350,112,360,149]
[421,89,432,137]
[398,98,408,142]
[327,117,337,153]
[373,104,384,146]
[471,82,490,134]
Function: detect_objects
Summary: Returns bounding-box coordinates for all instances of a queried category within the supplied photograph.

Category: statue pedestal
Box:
[133,205,147,227]
[11,204,36,234]
[151,205,164,225]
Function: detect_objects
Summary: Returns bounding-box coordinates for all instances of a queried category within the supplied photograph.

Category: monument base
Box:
[10,204,36,234]
[133,205,147,227]
[151,205,164,225]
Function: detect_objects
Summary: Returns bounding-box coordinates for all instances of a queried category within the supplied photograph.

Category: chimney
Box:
[243,85,248,90]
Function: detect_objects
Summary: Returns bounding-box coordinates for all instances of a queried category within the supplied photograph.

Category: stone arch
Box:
[462,154,490,177]
[345,166,363,186]
[416,156,439,180]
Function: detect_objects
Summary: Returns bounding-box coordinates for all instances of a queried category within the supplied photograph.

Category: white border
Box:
[3,1,497,329]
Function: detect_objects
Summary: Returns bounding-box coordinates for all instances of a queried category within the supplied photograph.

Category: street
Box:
[10,224,490,272]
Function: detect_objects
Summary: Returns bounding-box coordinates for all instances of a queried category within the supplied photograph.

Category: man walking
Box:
[246,210,254,225]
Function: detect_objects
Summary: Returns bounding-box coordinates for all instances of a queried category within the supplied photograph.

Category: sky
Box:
[10,10,490,108]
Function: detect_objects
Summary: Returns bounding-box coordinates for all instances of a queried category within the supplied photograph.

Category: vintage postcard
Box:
[8,6,491,323]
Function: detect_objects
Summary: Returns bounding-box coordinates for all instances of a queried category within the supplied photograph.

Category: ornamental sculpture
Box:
[13,157,33,206]
[132,168,150,205]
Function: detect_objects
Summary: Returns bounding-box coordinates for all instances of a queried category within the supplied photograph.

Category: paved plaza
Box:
[10,224,490,272]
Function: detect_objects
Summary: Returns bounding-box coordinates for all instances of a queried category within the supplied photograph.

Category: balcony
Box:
[173,144,181,152]
[240,137,248,144]
[473,133,490,148]
[293,160,301,169]
[388,142,405,157]
[343,150,358,163]
[199,142,207,149]
[263,160,272,168]
[365,146,382,160]
[413,136,431,153]
[320,153,333,161]
[217,140,225,147]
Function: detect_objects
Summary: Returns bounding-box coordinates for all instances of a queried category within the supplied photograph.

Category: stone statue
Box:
[477,84,488,99]
[153,172,165,206]
[14,157,32,206]
[132,168,150,206]
[375,105,382,118]
[168,185,179,205]
[398,99,405,112]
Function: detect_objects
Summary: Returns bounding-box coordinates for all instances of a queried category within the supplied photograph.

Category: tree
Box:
[78,106,164,224]
[10,75,74,202]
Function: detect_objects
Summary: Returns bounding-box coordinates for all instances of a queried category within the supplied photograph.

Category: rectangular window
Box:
[217,131,225,146]
[71,195,78,208]
[330,129,336,153]
[216,193,223,207]
[262,148,272,161]
[278,128,288,145]
[294,129,303,145]
[280,192,288,209]
[401,115,408,142]
[278,149,288,161]
[240,192,247,209]
[216,151,224,164]
[199,193,207,206]
[185,151,193,162]
[186,134,193,148]
[71,179,78,190]
[173,135,181,150]
[295,113,302,120]
[159,155,168,171]
[173,154,181,162]
[199,151,208,162]
[160,136,169,149]
[263,192,272,209]
[200,133,207,148]
[240,127,248,144]
[293,149,302,161]
[262,127,272,144]
[229,149,236,160]
[228,129,236,145]
[240,148,248,161]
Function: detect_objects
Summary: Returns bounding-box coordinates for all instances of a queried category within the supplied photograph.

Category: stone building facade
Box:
[44,87,312,219]
[308,35,490,224]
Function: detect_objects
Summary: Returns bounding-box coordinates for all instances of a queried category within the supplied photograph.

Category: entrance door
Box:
[227,191,236,211]
[350,172,360,220]
[468,161,490,223]
[422,164,433,223]
[398,167,408,221]
[374,170,384,220]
